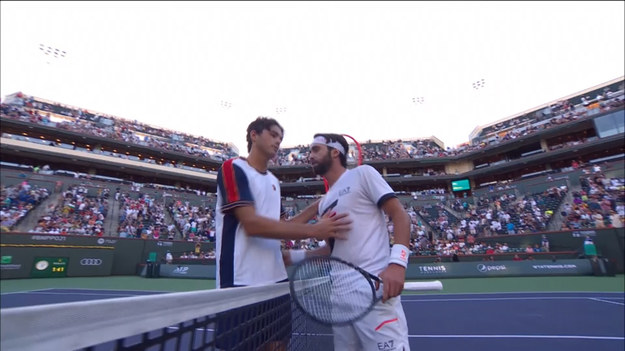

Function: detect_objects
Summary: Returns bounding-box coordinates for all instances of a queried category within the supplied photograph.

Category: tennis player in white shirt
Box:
[215,119,351,351]
[285,133,412,351]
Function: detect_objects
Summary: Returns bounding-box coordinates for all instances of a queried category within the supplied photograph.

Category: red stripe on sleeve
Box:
[222,159,240,203]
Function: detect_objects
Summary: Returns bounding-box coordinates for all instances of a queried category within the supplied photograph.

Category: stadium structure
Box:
[1,77,622,196]
[0,76,623,276]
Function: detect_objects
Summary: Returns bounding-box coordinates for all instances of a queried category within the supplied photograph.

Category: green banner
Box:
[406,259,593,279]
[31,257,69,278]
[141,263,216,279]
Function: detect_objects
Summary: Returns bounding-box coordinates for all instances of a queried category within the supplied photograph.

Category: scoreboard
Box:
[31,257,69,278]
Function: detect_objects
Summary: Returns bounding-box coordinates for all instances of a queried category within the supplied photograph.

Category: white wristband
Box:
[389,244,409,268]
[289,250,307,265]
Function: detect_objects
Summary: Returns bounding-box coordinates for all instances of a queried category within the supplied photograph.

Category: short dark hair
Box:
[246,117,284,152]
[313,133,348,168]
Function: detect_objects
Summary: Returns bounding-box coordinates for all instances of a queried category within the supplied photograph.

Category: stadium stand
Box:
[1,77,623,264]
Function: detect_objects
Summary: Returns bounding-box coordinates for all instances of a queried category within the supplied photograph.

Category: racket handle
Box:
[403,280,443,291]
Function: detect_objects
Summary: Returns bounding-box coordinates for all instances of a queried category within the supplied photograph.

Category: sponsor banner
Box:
[0,253,22,271]
[406,259,593,279]
[80,258,103,266]
[572,230,597,238]
[31,257,69,278]
[141,264,216,279]
[67,253,114,277]
[96,238,118,245]
[31,235,67,242]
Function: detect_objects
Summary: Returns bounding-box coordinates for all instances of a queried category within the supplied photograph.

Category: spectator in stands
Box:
[1,182,50,232]
[506,221,515,234]
[609,210,623,228]
[500,243,510,252]
[541,235,550,252]
[583,237,597,258]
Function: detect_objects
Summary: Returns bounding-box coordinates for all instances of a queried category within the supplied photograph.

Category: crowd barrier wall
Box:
[473,228,624,272]
[139,259,595,280]
[0,233,214,279]
[2,228,623,279]
[405,259,593,279]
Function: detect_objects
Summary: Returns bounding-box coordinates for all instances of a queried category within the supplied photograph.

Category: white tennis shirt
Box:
[318,165,397,275]
[215,158,286,288]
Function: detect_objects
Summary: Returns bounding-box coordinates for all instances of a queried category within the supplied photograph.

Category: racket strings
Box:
[292,259,375,324]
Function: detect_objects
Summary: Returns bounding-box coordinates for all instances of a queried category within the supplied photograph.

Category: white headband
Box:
[311,136,346,155]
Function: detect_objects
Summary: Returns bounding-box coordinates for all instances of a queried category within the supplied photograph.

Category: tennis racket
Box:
[289,256,442,325]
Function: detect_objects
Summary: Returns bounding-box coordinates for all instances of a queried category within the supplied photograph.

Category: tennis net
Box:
[0,282,333,351]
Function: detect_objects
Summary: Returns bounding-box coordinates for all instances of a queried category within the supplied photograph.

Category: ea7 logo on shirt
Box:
[377,340,398,350]
[339,186,351,196]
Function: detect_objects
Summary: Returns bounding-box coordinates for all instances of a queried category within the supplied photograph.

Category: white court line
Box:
[1,288,169,295]
[589,298,625,306]
[20,291,138,297]
[0,288,59,295]
[402,291,625,296]
[28,287,172,293]
[406,334,624,341]
[402,296,624,303]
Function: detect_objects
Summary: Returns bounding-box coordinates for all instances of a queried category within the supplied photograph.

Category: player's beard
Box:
[311,151,332,176]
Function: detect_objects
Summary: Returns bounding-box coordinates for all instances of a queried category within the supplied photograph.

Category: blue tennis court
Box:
[2,289,623,350]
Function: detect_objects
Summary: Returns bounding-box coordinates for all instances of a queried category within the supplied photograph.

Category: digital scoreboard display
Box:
[31,257,69,278]
[451,179,471,192]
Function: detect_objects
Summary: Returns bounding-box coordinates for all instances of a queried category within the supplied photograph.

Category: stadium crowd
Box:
[1,92,237,162]
[2,86,623,172]
[561,171,624,230]
[168,200,215,242]
[412,185,568,242]
[28,184,109,235]
[117,193,175,240]
[0,181,50,232]
[0,83,623,259]
[267,87,623,165]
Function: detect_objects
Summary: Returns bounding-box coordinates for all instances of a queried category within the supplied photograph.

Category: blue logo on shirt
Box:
[339,187,351,196]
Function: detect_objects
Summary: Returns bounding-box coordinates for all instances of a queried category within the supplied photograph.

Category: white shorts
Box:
[332,296,410,351]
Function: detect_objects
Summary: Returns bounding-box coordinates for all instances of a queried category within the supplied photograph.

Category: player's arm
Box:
[233,205,350,241]
[383,197,411,248]
[220,161,349,241]
[379,197,411,302]
[285,199,321,224]
[282,244,331,266]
